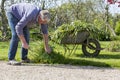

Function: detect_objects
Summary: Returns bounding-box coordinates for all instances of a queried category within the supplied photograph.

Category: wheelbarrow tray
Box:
[61,31,90,44]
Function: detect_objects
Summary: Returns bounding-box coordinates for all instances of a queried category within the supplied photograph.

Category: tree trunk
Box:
[105,4,116,36]
[41,0,45,10]
[106,22,116,36]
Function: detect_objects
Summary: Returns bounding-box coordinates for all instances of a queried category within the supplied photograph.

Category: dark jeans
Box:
[6,11,30,60]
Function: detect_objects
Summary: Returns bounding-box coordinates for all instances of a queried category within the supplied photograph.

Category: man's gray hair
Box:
[40,10,50,23]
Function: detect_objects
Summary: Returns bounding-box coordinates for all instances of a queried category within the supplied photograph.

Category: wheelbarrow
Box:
[60,30,103,57]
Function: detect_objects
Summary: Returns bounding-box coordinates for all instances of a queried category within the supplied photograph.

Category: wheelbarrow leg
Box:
[63,45,70,56]
[63,44,78,56]
[68,44,78,56]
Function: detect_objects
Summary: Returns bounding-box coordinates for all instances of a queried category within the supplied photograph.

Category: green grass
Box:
[0,41,120,68]
[0,41,24,61]
[0,41,9,60]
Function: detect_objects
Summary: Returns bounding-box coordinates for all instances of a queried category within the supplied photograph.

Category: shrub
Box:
[110,36,120,41]
[115,21,120,35]
[106,41,120,52]
[97,30,111,41]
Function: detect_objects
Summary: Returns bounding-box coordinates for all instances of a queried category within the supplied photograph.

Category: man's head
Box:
[38,10,50,24]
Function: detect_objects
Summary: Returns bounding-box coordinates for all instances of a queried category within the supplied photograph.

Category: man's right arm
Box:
[15,14,32,49]
[18,35,29,49]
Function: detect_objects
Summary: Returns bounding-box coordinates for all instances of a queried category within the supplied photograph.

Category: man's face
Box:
[38,16,47,24]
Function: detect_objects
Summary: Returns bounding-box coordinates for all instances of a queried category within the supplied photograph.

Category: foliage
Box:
[106,41,120,52]
[49,0,105,28]
[50,20,99,44]
[29,26,43,41]
[29,41,66,64]
[0,0,9,39]
[97,30,111,41]
[1,0,118,41]
[115,20,120,35]
[0,26,11,41]
[93,16,111,41]
[0,31,2,40]
[110,36,120,41]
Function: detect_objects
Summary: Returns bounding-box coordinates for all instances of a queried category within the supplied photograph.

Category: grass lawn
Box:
[0,40,120,68]
[0,41,9,60]
[0,41,21,61]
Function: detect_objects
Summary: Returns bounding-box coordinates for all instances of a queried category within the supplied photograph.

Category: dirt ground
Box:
[0,61,120,80]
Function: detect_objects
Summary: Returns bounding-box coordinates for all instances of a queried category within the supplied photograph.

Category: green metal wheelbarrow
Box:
[60,30,103,57]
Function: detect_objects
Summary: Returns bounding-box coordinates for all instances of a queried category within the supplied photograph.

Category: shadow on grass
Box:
[75,53,120,59]
[0,57,7,61]
[97,54,120,59]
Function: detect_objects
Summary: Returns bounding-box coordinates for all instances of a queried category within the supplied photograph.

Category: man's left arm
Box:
[43,34,51,53]
[41,24,51,53]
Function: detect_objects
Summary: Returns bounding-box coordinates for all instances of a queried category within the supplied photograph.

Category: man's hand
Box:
[18,35,29,49]
[45,46,51,54]
[22,43,29,49]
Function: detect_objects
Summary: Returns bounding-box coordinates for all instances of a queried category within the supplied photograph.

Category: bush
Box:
[106,41,120,52]
[30,32,43,41]
[97,30,111,41]
[115,21,120,35]
[110,36,120,41]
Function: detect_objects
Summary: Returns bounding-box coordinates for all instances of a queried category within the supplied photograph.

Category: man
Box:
[6,3,51,65]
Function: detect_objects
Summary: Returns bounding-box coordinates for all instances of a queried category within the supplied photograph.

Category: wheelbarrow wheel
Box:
[82,38,101,57]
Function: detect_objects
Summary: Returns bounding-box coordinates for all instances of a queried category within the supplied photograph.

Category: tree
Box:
[0,0,8,40]
[105,2,116,36]
[115,20,120,35]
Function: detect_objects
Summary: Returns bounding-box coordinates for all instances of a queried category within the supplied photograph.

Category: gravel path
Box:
[0,61,120,80]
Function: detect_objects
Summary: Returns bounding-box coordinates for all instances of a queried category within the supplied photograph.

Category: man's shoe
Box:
[21,58,31,63]
[8,60,21,65]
